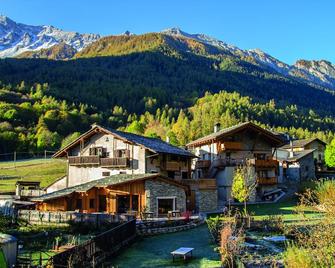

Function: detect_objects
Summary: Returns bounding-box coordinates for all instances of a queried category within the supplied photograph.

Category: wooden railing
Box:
[195,160,211,169]
[165,161,181,171]
[221,142,242,151]
[211,158,247,168]
[47,219,137,267]
[180,179,216,189]
[19,189,46,197]
[257,177,277,185]
[17,210,134,225]
[100,157,130,168]
[68,156,100,165]
[255,159,278,168]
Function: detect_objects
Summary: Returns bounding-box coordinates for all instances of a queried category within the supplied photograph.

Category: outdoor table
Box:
[142,212,154,219]
[168,210,181,218]
[171,247,194,262]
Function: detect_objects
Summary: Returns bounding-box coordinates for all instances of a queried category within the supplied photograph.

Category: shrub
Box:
[283,243,313,268]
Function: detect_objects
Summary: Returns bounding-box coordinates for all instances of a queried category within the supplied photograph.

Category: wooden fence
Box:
[46,219,137,267]
[18,210,134,226]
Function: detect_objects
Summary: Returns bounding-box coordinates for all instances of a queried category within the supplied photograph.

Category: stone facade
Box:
[198,189,218,212]
[145,179,186,215]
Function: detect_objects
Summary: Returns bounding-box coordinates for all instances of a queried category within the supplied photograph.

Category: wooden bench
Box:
[171,247,194,262]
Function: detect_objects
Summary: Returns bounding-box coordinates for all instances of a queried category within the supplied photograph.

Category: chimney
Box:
[214,123,221,133]
[166,136,170,143]
[289,140,294,158]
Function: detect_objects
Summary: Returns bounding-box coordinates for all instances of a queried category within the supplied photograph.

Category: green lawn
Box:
[109,225,221,268]
[0,158,66,193]
[240,197,324,222]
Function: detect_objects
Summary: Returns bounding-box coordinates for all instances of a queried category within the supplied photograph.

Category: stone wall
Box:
[145,179,186,215]
[198,189,218,212]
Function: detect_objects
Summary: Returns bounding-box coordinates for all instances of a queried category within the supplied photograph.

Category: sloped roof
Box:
[32,173,165,202]
[277,149,315,162]
[281,138,326,149]
[53,124,195,158]
[186,122,284,147]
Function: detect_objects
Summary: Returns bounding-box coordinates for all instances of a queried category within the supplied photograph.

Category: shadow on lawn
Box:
[108,225,221,268]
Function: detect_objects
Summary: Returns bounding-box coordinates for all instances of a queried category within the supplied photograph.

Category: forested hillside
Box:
[0,33,335,116]
[1,33,335,154]
[0,80,334,155]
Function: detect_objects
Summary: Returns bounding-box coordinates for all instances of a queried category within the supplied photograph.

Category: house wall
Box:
[67,133,146,187]
[45,176,67,194]
[305,140,326,164]
[145,179,186,216]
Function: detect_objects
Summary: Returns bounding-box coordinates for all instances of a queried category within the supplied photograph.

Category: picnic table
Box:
[171,247,194,262]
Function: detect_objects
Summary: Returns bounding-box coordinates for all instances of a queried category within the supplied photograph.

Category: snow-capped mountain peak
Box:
[0,16,100,57]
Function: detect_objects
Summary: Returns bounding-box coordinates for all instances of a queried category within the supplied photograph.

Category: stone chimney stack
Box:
[214,123,221,133]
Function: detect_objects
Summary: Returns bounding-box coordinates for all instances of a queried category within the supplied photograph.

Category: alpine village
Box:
[1,8,335,268]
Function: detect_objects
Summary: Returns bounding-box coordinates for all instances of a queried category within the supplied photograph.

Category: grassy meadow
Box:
[0,158,66,193]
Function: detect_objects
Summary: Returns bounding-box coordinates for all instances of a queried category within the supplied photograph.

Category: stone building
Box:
[49,124,195,189]
[33,173,187,217]
[277,149,316,183]
[280,138,326,171]
[186,122,284,206]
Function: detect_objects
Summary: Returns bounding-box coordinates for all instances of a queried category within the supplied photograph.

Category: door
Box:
[99,195,107,212]
[157,198,175,216]
[117,195,130,213]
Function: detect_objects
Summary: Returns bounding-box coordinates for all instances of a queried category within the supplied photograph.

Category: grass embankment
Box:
[245,197,323,222]
[0,158,66,193]
[110,225,221,268]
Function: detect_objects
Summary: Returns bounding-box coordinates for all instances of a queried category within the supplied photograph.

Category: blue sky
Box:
[1,0,334,64]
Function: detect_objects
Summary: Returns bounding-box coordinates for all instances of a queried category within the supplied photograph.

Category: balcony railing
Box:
[221,142,242,151]
[255,159,278,169]
[68,156,100,166]
[195,160,211,169]
[257,177,277,185]
[211,158,249,168]
[179,179,217,189]
[100,157,130,168]
[165,161,181,171]
[19,189,46,197]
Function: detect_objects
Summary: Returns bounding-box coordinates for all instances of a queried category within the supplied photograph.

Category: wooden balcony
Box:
[257,177,277,185]
[100,157,130,168]
[211,158,247,168]
[68,156,100,166]
[255,159,278,169]
[195,160,211,169]
[165,161,181,171]
[19,189,46,197]
[179,179,217,190]
[221,142,242,151]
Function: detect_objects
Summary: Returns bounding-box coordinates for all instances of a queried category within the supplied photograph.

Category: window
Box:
[182,171,188,179]
[89,147,106,157]
[226,152,231,160]
[132,195,139,211]
[167,171,175,179]
[114,149,130,158]
[119,171,126,174]
[255,153,266,160]
[102,171,110,177]
[89,199,95,209]
[168,154,179,161]
[76,199,82,210]
[157,198,176,216]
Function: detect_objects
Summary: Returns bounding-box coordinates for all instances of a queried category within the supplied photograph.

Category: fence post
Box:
[14,151,16,168]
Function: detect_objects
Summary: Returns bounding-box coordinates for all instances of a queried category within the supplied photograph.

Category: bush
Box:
[283,243,313,268]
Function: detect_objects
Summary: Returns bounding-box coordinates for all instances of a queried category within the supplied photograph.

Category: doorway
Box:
[99,195,107,212]
[117,195,130,213]
[157,197,175,216]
